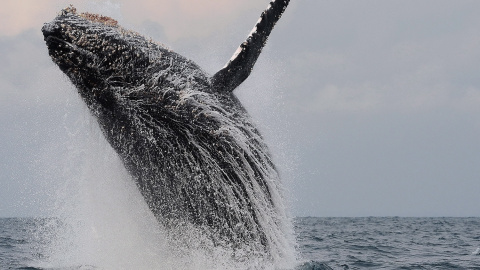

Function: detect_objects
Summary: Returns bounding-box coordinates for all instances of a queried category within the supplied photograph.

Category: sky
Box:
[1,0,480,218]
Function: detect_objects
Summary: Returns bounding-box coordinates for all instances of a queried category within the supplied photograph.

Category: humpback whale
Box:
[42,0,291,262]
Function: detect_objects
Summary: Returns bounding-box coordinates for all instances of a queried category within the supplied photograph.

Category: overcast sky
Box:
[1,0,479,218]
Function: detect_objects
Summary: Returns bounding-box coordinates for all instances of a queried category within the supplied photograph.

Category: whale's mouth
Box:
[44,37,86,72]
[42,22,73,62]
[42,23,106,96]
[43,26,97,76]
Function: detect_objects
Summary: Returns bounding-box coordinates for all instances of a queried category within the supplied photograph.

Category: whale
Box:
[42,0,291,261]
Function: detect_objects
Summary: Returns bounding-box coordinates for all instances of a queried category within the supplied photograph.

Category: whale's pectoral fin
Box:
[211,0,290,93]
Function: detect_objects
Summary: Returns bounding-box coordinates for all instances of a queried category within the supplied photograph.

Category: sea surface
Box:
[1,217,479,269]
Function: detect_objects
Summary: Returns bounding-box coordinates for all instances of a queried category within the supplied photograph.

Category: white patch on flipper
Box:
[248,17,263,37]
[222,1,275,68]
[223,46,244,68]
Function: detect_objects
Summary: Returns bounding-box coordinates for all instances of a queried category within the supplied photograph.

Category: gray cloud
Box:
[276,0,480,114]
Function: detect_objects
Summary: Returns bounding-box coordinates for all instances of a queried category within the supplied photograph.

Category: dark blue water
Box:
[295,217,480,270]
[0,218,44,270]
[1,217,479,269]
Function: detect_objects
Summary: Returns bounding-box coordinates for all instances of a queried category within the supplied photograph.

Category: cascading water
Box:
[35,95,295,270]
[33,93,168,269]
[34,78,296,270]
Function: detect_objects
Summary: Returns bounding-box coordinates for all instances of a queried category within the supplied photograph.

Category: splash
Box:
[35,91,295,269]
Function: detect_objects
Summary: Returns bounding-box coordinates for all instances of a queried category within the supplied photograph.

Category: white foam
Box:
[37,99,170,269]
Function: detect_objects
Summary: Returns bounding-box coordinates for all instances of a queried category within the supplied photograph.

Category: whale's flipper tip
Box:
[211,0,290,93]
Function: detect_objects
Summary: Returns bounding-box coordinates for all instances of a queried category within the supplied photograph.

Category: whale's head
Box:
[42,5,210,115]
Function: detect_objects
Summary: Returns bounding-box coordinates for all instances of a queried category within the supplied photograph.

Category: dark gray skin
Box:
[42,1,291,259]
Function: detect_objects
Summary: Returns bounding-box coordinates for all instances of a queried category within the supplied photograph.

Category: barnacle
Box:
[80,12,118,26]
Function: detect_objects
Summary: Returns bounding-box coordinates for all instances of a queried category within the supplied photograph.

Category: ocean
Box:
[1,217,479,269]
